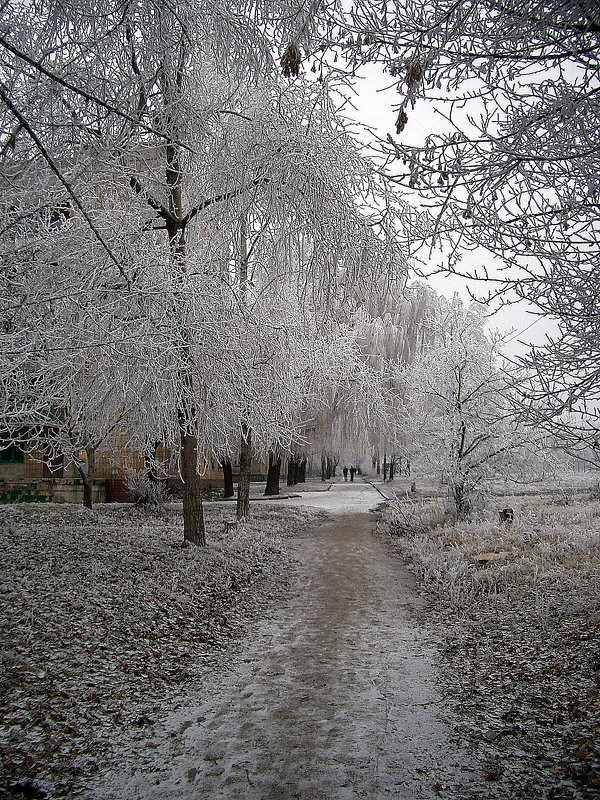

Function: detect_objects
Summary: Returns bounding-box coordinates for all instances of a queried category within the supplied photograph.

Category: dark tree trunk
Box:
[297,457,307,483]
[165,102,206,546]
[321,454,327,481]
[287,454,297,486]
[389,458,395,481]
[181,431,206,545]
[145,441,160,484]
[222,459,234,498]
[236,424,252,518]
[326,456,333,480]
[179,423,206,545]
[235,217,252,519]
[264,450,281,496]
[82,481,92,510]
[453,481,470,520]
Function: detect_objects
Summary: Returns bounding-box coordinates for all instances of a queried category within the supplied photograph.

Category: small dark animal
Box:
[499,508,514,524]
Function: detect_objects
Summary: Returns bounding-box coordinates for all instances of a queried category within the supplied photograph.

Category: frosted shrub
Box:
[125,472,168,508]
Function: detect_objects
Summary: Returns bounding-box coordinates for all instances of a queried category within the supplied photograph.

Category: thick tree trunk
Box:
[222,459,234,498]
[235,218,252,519]
[264,450,281,496]
[453,481,470,520]
[321,454,327,481]
[162,57,207,545]
[297,457,307,483]
[389,458,395,481]
[82,481,92,510]
[236,424,252,519]
[181,430,206,545]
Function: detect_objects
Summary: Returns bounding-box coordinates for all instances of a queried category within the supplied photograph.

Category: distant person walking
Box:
[343,466,348,481]
[349,466,356,482]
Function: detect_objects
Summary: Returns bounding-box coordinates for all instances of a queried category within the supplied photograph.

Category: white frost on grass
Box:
[383,490,600,799]
[386,493,600,608]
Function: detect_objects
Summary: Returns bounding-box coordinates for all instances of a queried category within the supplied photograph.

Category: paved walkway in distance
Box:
[95,481,472,799]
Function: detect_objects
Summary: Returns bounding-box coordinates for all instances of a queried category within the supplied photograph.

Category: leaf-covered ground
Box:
[0,501,313,799]
[383,490,600,800]
[3,487,600,800]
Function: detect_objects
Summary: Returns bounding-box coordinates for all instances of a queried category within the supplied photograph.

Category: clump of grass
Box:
[386,494,600,609]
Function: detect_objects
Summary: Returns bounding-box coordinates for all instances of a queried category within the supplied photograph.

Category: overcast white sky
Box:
[341,65,559,359]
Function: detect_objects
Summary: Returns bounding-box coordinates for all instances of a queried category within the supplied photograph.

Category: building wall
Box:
[0,463,24,481]
[1,428,269,503]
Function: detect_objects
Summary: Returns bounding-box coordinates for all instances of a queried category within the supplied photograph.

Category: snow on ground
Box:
[89,504,473,800]
[269,478,383,514]
[2,478,600,799]
[381,488,600,799]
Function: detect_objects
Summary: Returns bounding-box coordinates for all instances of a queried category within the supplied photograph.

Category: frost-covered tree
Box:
[0,182,141,509]
[190,77,406,516]
[305,332,388,475]
[1,2,406,541]
[298,279,443,475]
[321,0,600,273]
[514,292,600,462]
[0,0,311,541]
[307,0,600,453]
[395,299,526,517]
[351,279,440,468]
[0,177,219,510]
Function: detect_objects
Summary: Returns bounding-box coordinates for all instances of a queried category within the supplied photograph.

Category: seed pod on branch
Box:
[281,41,302,77]
[396,108,408,134]
[405,60,423,88]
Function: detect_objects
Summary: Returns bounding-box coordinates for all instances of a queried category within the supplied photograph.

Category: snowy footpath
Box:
[91,481,472,799]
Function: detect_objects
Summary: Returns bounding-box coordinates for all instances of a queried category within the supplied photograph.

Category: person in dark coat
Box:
[343,466,348,481]
[349,466,356,481]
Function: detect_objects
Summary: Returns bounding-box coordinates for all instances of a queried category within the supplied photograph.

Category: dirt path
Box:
[93,482,472,799]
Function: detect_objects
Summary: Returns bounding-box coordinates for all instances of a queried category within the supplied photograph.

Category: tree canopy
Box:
[308,0,600,457]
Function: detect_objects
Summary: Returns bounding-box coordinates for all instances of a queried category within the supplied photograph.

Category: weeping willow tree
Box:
[0,0,409,542]
[319,279,442,473]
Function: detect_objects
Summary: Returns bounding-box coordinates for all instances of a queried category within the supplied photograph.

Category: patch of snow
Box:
[270,480,381,514]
